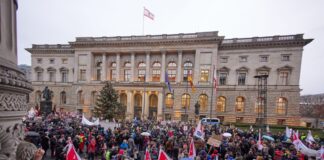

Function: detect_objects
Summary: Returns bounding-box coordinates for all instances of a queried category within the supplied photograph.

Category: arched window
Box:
[134,94,142,107]
[91,91,98,105]
[35,90,41,104]
[183,61,193,81]
[199,94,208,112]
[167,61,177,82]
[124,62,131,67]
[152,61,161,82]
[77,90,84,105]
[165,93,173,108]
[217,96,226,112]
[138,62,146,81]
[277,97,287,115]
[60,91,66,104]
[111,62,117,67]
[120,93,127,106]
[181,94,190,108]
[235,96,245,112]
[149,94,158,108]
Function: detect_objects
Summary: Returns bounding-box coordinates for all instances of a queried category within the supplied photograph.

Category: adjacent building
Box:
[26,31,312,126]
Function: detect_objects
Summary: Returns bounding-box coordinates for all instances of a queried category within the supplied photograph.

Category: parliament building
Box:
[26,31,312,126]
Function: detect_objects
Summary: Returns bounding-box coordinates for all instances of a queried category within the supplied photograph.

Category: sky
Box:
[17,0,324,95]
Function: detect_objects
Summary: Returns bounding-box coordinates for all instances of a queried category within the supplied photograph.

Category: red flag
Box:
[145,148,151,160]
[189,138,196,158]
[158,149,172,160]
[144,7,154,20]
[66,143,81,160]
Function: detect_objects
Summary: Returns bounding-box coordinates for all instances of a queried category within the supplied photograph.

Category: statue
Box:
[195,101,200,115]
[42,86,51,101]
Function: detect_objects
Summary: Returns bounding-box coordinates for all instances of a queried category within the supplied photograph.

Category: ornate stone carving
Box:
[0,93,27,111]
[0,65,32,90]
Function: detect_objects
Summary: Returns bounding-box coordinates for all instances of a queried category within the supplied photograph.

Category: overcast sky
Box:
[17,0,324,95]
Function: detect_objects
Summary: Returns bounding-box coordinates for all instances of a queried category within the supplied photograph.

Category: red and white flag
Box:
[193,120,204,140]
[144,7,154,20]
[145,148,152,160]
[66,143,81,160]
[257,129,263,151]
[158,149,172,160]
[189,138,196,158]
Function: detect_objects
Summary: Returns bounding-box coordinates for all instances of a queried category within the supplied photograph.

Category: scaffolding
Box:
[254,75,268,130]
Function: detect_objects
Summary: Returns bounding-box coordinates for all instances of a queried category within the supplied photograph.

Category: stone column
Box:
[126,90,133,120]
[74,54,78,82]
[102,53,107,81]
[131,52,135,82]
[157,92,163,120]
[194,49,200,84]
[160,51,166,83]
[177,50,182,83]
[144,92,150,119]
[116,53,120,81]
[145,51,150,82]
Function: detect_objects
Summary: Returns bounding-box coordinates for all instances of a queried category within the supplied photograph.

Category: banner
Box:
[207,137,221,147]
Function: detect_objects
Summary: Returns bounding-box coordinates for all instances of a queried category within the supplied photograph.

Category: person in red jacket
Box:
[274,148,283,160]
[79,133,86,153]
[88,137,96,160]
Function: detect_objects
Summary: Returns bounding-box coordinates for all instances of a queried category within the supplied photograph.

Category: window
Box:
[200,69,209,82]
[281,55,290,61]
[165,93,173,108]
[238,73,246,85]
[277,119,286,125]
[219,73,227,85]
[239,56,247,62]
[124,62,131,67]
[276,97,287,115]
[279,71,289,85]
[111,69,116,81]
[199,94,208,112]
[167,62,177,82]
[138,70,146,82]
[49,72,55,82]
[152,61,161,67]
[152,69,160,82]
[49,59,55,64]
[236,117,244,123]
[37,58,42,64]
[216,96,226,112]
[91,91,98,105]
[120,93,127,106]
[183,61,193,81]
[60,91,66,104]
[139,62,146,68]
[96,62,102,81]
[61,72,68,82]
[235,96,245,112]
[77,91,84,105]
[220,57,228,63]
[62,58,68,64]
[36,72,43,81]
[260,55,268,62]
[80,69,86,81]
[124,69,131,81]
[111,62,117,67]
[181,94,190,108]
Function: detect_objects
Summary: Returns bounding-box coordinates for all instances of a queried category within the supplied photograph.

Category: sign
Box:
[183,125,188,131]
[207,137,222,147]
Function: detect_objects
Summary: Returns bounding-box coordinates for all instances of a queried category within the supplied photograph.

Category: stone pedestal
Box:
[40,101,52,116]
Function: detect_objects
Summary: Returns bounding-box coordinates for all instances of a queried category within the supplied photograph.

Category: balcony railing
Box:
[32,44,72,49]
[222,34,303,44]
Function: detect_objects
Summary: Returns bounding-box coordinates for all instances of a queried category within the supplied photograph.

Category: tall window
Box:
[36,72,43,81]
[183,61,193,81]
[235,96,245,112]
[60,91,66,104]
[111,62,117,81]
[60,67,68,82]
[96,62,102,81]
[277,97,287,115]
[199,94,208,112]
[138,62,146,82]
[279,71,289,85]
[152,61,161,82]
[216,96,226,112]
[200,69,209,82]
[181,94,190,108]
[91,91,98,105]
[167,62,177,82]
[238,73,246,85]
[219,73,227,85]
[124,69,131,81]
[80,69,86,81]
[77,90,84,105]
[165,93,173,108]
[49,71,55,82]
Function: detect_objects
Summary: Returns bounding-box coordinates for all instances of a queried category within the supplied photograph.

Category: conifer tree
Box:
[94,82,126,120]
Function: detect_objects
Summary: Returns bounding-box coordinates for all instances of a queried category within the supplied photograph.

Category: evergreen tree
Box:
[94,81,126,120]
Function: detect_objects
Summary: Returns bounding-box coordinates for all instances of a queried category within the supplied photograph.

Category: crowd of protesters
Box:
[23,111,323,160]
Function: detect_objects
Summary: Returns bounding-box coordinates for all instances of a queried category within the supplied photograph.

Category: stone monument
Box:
[0,0,33,159]
[40,86,52,116]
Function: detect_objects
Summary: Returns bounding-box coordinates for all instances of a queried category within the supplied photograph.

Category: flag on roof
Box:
[144,7,154,20]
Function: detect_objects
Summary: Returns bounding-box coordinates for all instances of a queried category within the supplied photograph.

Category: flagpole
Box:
[210,65,215,118]
[142,7,145,35]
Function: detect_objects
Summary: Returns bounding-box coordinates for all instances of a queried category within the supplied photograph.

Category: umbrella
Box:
[262,135,274,141]
[26,131,40,137]
[222,132,232,137]
[141,132,151,136]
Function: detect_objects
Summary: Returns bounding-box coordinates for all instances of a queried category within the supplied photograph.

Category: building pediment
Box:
[277,65,293,72]
[256,66,271,71]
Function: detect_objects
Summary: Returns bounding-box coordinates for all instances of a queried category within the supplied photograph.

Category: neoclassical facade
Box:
[26,31,312,126]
